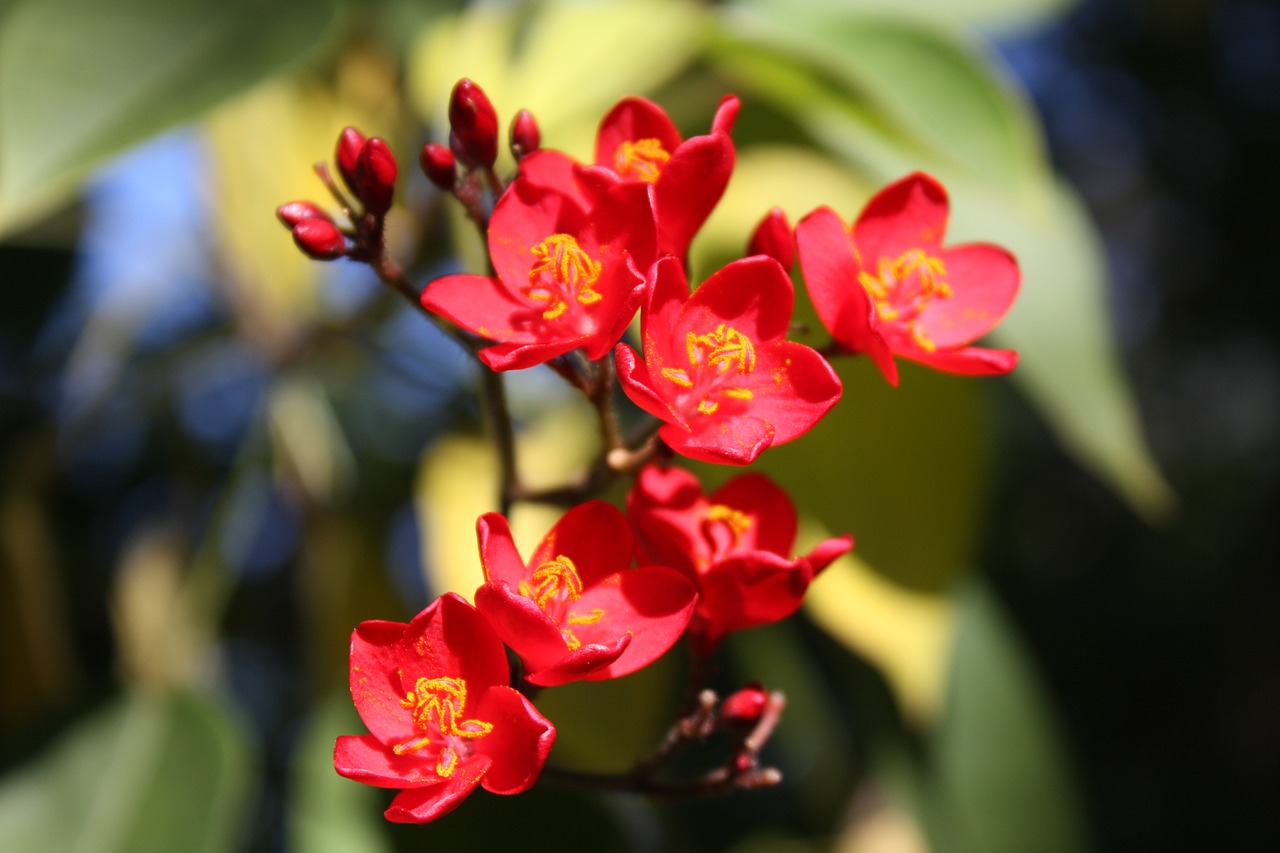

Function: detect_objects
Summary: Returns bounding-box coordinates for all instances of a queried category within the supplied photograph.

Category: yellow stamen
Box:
[393,676,493,777]
[526,234,604,320]
[614,138,670,183]
[518,555,584,608]
[857,248,951,349]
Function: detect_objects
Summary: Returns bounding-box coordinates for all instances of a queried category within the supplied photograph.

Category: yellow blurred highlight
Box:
[408,0,708,166]
[111,529,209,691]
[416,398,601,600]
[835,788,931,853]
[801,520,952,724]
[267,375,355,505]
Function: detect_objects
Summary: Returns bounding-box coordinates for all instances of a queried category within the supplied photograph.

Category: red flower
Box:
[614,255,842,465]
[520,94,739,259]
[474,501,697,687]
[795,172,1020,385]
[334,593,555,823]
[627,465,852,653]
[420,176,656,371]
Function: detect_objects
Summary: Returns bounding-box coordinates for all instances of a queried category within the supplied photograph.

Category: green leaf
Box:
[288,695,391,853]
[0,0,343,235]
[0,691,253,853]
[737,359,990,592]
[918,581,1090,853]
[712,13,1172,518]
[730,0,1077,35]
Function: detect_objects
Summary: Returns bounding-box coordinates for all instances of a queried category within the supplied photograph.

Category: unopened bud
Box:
[448,78,499,169]
[276,200,332,229]
[292,218,346,260]
[355,138,398,215]
[720,683,768,728]
[335,126,367,195]
[420,142,457,190]
[748,207,794,269]
[509,109,540,161]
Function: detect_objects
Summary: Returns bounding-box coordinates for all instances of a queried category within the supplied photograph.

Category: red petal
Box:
[652,131,735,258]
[569,566,697,680]
[802,533,854,575]
[682,255,793,344]
[896,344,1019,376]
[740,340,842,446]
[626,465,705,575]
[796,206,874,349]
[709,473,797,557]
[697,551,814,646]
[615,343,679,424]
[487,179,587,286]
[659,416,774,466]
[918,243,1020,348]
[528,501,636,587]
[712,95,741,136]
[403,593,509,698]
[477,513,526,587]
[347,620,413,744]
[852,172,950,262]
[518,149,590,209]
[420,273,528,343]
[524,635,631,687]
[748,207,795,269]
[595,96,683,168]
[474,581,572,675]
[383,762,489,823]
[474,685,556,794]
[334,734,433,788]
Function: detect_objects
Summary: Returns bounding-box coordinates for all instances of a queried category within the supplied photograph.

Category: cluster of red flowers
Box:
[279,78,1020,823]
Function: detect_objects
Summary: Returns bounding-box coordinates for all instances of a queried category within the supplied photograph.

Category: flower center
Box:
[525,234,604,322]
[699,503,752,564]
[659,323,757,417]
[614,138,670,183]
[518,555,604,650]
[393,675,493,778]
[857,248,952,350]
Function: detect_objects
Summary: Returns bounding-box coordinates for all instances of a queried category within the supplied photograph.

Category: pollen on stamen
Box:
[614,138,670,183]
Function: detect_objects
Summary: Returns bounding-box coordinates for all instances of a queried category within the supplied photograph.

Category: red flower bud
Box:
[292,218,346,260]
[335,126,366,195]
[448,78,499,169]
[419,142,457,190]
[355,137,397,215]
[748,207,794,269]
[721,683,768,728]
[509,109,540,161]
[276,200,332,229]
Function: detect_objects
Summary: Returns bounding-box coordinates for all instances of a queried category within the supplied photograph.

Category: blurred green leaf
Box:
[712,11,1172,518]
[289,694,391,853]
[704,359,989,592]
[918,581,1089,853]
[731,0,1076,35]
[0,691,252,853]
[0,0,343,235]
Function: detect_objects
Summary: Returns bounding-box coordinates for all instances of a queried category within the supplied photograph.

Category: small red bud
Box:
[292,218,347,260]
[721,683,768,728]
[733,751,756,775]
[509,109,540,161]
[335,126,367,195]
[355,138,398,215]
[748,207,795,269]
[275,200,332,229]
[448,78,499,169]
[420,142,457,190]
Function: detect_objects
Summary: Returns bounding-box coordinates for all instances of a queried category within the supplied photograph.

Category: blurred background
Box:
[1,0,1276,850]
